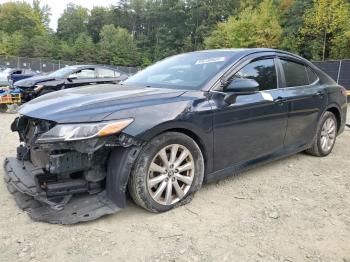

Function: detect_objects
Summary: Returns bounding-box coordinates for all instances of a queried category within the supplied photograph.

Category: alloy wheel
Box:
[320,118,336,152]
[147,144,195,205]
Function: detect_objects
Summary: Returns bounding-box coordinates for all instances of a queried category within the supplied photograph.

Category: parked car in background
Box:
[4,48,347,224]
[9,70,40,85]
[14,65,128,102]
[0,68,38,86]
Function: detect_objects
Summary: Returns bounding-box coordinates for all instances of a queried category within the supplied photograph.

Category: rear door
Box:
[277,57,328,150]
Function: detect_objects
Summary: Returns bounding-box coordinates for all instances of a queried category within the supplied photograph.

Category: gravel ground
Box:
[0,111,349,262]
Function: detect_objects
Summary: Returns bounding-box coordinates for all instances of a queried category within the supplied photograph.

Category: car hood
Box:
[15,75,56,88]
[19,84,186,123]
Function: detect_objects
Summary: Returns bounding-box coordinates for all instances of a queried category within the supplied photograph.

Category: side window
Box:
[233,59,277,91]
[280,60,309,87]
[72,69,96,79]
[97,68,117,78]
[306,67,318,84]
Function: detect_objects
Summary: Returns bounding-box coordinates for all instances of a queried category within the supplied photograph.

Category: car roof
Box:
[70,64,112,69]
[67,64,125,73]
[189,48,313,69]
[191,48,301,58]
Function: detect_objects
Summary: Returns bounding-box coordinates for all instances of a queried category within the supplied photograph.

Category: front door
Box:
[211,58,288,171]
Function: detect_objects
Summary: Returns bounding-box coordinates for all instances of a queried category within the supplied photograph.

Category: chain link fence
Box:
[312,59,350,89]
[0,55,139,75]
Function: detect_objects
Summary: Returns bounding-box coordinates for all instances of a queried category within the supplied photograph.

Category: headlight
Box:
[36,119,134,143]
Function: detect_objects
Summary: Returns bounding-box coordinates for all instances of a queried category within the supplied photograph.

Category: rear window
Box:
[281,59,309,87]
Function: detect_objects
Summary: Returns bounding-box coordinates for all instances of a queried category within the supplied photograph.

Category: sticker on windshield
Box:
[195,57,226,65]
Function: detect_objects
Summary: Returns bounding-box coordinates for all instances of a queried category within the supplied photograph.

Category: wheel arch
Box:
[325,104,342,132]
[157,128,209,173]
[106,126,213,208]
[134,121,214,178]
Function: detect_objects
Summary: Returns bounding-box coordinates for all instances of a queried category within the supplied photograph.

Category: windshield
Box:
[124,51,236,90]
[48,67,77,78]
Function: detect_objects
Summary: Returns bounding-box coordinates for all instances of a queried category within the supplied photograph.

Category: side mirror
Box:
[224,78,259,105]
[225,78,260,93]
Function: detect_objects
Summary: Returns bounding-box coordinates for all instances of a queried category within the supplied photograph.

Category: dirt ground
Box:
[0,111,349,262]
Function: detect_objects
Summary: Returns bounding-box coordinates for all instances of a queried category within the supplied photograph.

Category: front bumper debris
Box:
[4,157,121,224]
[5,115,143,224]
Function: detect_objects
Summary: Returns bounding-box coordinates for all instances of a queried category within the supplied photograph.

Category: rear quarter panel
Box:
[326,84,347,133]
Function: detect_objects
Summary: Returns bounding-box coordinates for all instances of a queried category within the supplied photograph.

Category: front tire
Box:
[128,132,204,212]
[306,111,337,157]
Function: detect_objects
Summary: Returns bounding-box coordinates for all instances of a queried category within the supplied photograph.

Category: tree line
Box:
[0,0,349,68]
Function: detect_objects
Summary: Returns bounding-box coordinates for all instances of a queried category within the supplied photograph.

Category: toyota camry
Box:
[4,48,347,224]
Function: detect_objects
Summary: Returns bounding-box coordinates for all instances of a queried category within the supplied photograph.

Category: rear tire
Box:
[306,111,337,157]
[128,132,204,212]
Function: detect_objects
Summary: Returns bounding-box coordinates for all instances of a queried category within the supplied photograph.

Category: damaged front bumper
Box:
[4,116,142,224]
[4,157,120,224]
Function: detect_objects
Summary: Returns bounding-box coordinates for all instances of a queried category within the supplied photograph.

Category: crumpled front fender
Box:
[106,146,142,208]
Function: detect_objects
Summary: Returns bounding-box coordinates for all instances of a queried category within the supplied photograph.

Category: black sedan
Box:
[14,65,128,102]
[5,48,347,224]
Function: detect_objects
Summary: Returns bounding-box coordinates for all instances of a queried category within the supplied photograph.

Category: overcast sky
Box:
[0,0,117,30]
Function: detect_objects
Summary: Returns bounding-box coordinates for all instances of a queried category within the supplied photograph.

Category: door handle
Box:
[89,82,97,85]
[274,97,286,105]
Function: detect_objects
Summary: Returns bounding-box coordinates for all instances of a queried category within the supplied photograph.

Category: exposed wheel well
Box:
[159,128,208,172]
[327,107,341,132]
